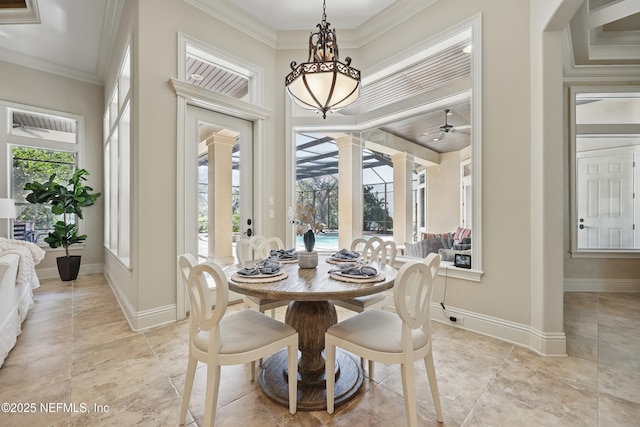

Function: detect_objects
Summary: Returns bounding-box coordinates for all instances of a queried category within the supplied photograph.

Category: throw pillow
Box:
[441,233,453,249]
[403,241,422,258]
[453,227,471,244]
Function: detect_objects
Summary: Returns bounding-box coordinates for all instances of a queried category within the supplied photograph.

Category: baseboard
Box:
[36,262,104,280]
[429,303,567,356]
[564,278,640,292]
[103,270,177,332]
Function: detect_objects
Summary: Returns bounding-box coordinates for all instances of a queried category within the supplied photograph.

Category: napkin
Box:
[238,256,282,276]
[331,248,360,260]
[270,248,299,260]
[328,262,378,278]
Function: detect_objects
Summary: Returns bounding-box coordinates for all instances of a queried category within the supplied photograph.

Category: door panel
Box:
[577,152,634,249]
[185,105,253,303]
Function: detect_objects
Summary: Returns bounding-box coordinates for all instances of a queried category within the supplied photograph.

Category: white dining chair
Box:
[333,237,397,313]
[235,235,290,318]
[178,255,298,427]
[331,237,397,379]
[326,253,443,426]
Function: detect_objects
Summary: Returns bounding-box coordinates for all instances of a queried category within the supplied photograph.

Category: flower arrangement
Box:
[288,203,317,236]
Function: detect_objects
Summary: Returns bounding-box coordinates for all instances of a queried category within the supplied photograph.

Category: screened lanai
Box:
[293,132,409,251]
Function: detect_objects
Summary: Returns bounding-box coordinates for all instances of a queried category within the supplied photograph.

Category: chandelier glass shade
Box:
[285,1,361,119]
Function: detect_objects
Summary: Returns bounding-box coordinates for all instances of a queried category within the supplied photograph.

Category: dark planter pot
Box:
[57,255,82,281]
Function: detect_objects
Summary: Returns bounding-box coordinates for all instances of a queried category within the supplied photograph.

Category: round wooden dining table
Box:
[225,254,397,410]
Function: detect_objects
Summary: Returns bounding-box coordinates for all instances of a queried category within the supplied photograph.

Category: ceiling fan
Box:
[422,109,470,142]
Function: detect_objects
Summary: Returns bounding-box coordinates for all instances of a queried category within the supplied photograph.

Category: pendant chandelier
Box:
[285,0,361,119]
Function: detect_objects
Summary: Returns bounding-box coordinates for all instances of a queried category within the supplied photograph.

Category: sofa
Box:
[0,238,45,367]
[404,227,471,262]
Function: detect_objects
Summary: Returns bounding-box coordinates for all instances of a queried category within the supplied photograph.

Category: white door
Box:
[183,105,254,304]
[577,151,635,249]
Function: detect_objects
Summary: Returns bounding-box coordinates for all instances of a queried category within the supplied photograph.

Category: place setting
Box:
[269,248,299,264]
[326,248,362,265]
[327,261,385,283]
[230,256,289,283]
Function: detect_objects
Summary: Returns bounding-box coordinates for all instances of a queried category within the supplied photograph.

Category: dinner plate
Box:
[237,271,285,278]
[335,271,377,279]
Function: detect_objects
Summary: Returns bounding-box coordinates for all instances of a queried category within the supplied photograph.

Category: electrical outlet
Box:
[449,315,464,325]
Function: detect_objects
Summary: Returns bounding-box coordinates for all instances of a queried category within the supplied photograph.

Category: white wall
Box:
[0,60,104,277]
[102,0,280,329]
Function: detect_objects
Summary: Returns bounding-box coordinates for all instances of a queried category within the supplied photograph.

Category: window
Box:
[570,87,640,253]
[417,169,427,238]
[1,104,81,244]
[178,33,262,105]
[294,133,339,251]
[104,44,131,267]
[362,147,394,237]
[461,158,472,229]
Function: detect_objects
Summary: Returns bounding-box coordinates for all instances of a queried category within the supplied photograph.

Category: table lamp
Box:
[0,198,16,219]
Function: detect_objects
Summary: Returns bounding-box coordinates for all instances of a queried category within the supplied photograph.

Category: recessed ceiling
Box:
[568,0,640,67]
[222,0,397,31]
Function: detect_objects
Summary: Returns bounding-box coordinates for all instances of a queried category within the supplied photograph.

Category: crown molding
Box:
[0,47,102,86]
[185,0,437,50]
[183,0,278,48]
[95,0,124,83]
[563,29,640,82]
[0,0,40,24]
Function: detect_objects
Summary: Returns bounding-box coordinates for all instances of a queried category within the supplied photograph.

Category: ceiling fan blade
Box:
[421,130,440,137]
[432,132,445,142]
[455,124,471,131]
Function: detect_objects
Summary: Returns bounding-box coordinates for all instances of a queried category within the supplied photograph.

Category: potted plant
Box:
[298,228,318,268]
[24,168,101,281]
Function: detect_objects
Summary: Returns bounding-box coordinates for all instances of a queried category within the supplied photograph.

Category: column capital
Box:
[206,133,237,147]
[391,152,414,163]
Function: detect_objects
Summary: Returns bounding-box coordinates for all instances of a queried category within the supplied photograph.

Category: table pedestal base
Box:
[257,348,363,410]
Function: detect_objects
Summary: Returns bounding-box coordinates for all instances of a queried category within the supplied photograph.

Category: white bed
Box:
[0,238,45,367]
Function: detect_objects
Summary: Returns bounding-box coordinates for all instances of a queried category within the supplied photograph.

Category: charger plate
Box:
[329,272,386,283]
[231,271,288,283]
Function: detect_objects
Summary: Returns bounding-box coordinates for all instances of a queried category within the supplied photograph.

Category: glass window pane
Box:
[11,147,76,242]
[118,104,131,262]
[10,109,77,143]
[363,147,394,236]
[295,133,338,251]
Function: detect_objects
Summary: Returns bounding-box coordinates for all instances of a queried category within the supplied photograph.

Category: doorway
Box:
[182,105,254,307]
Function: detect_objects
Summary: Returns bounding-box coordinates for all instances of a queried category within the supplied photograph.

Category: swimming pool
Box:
[295,231,339,251]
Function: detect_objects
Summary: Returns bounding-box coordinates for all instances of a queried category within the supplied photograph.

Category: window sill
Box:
[439,262,483,282]
[38,243,86,252]
[570,250,640,259]
[395,256,483,282]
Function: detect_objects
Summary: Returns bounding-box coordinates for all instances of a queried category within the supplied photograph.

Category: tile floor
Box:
[0,274,639,426]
